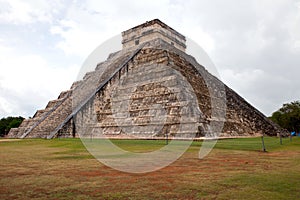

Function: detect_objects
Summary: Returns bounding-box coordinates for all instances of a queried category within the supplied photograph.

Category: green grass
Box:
[84,136,299,152]
[0,137,299,199]
[110,139,169,152]
[213,136,298,151]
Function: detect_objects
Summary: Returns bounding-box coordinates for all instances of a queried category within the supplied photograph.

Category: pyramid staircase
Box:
[8,43,148,138]
[47,43,148,139]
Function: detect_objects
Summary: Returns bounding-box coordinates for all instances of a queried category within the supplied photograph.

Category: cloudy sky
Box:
[0,0,299,118]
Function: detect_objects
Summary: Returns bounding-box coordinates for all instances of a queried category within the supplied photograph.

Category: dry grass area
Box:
[0,137,299,199]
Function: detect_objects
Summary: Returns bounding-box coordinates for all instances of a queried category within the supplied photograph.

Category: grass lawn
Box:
[0,137,299,199]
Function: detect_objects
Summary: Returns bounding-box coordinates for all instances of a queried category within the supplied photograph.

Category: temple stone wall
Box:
[69,47,286,138]
[223,87,283,136]
[122,19,186,51]
[7,45,287,139]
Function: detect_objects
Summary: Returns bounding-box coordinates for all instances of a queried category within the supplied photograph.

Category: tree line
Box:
[0,116,24,137]
[269,101,300,133]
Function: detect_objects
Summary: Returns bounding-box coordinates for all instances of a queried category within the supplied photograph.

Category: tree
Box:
[0,116,24,137]
[270,101,300,132]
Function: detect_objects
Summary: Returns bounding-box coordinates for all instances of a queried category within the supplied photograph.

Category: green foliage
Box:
[0,116,24,137]
[270,101,300,132]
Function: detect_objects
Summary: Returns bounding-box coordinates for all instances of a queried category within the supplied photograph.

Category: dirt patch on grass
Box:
[0,138,299,199]
[0,139,21,142]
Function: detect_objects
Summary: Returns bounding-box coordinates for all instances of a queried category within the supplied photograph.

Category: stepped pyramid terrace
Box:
[8,19,287,139]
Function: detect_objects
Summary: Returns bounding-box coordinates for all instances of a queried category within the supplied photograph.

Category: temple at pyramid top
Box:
[122,19,186,51]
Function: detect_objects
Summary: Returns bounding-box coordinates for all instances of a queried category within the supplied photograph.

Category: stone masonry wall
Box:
[71,45,287,139]
[8,41,287,139]
[122,19,186,51]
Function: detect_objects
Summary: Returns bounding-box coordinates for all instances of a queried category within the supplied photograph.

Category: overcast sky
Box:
[0,0,299,118]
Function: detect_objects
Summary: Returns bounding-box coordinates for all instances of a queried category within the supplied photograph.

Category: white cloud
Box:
[0,96,13,114]
[220,66,300,115]
[0,41,78,117]
[0,0,63,24]
[50,19,108,58]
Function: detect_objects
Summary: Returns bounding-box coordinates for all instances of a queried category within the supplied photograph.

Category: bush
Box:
[270,101,300,132]
[0,116,24,137]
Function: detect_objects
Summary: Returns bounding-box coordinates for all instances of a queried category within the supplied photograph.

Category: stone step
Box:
[98,117,199,127]
[7,128,18,138]
[25,95,72,138]
[11,119,32,137]
[80,123,198,138]
[128,62,173,74]
[58,90,72,99]
[121,73,178,87]
[113,75,179,91]
[71,80,83,89]
[17,91,73,138]
[33,109,49,118]
[71,51,134,110]
[46,98,65,109]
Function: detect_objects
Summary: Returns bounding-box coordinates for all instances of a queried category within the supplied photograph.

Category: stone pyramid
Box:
[8,19,287,139]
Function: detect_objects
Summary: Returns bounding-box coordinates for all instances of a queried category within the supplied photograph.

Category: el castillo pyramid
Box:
[8,19,287,139]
